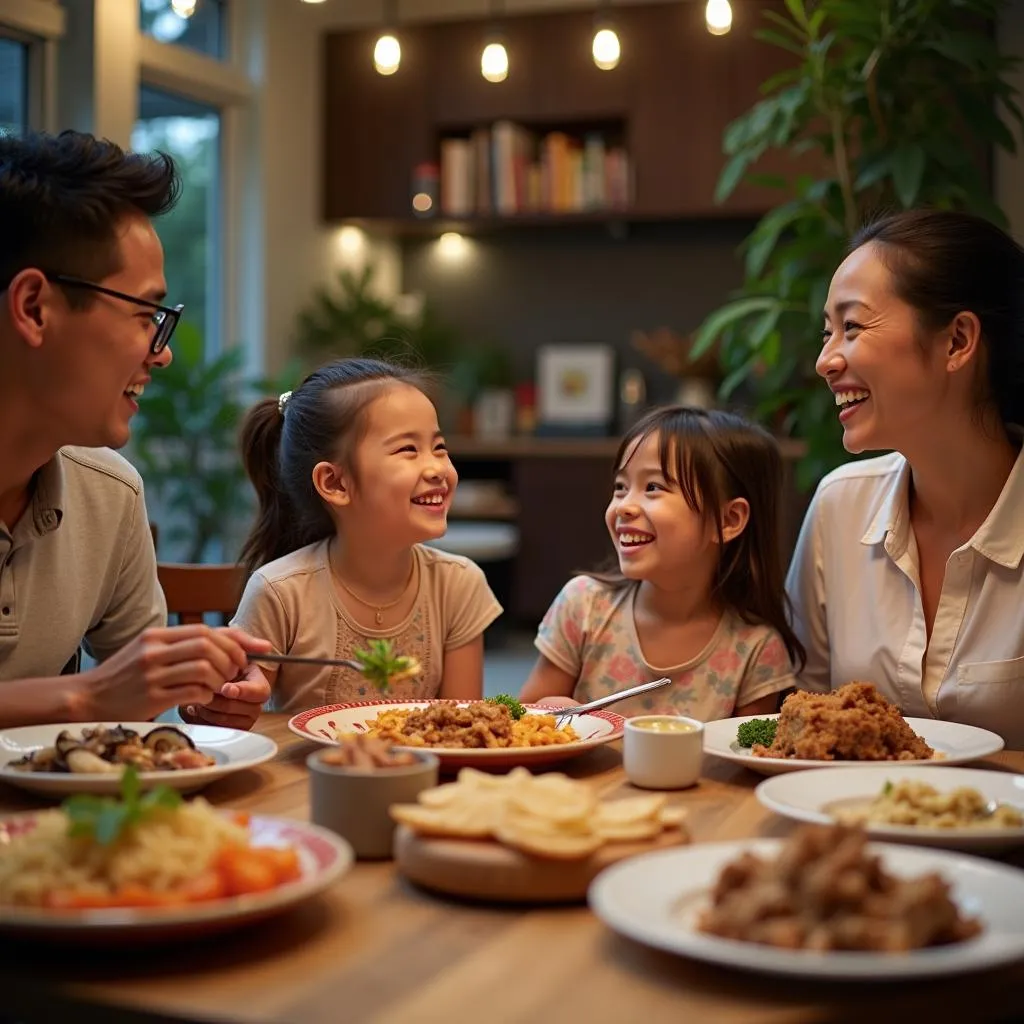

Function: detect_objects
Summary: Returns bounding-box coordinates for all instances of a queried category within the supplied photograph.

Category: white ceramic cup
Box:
[623,715,704,790]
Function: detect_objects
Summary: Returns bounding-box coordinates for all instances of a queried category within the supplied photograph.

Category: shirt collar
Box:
[859,445,1024,569]
[860,456,911,552]
[970,443,1024,568]
[27,452,66,537]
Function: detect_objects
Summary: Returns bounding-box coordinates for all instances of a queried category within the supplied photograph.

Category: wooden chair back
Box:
[157,562,246,626]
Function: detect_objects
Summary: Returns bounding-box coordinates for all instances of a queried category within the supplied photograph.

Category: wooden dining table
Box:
[1,715,1023,1024]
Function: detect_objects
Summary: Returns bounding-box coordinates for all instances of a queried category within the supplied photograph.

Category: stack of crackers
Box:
[391,766,688,860]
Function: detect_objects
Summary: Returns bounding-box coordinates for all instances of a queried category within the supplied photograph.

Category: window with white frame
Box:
[0,36,28,134]
[132,87,222,350]
[139,0,227,59]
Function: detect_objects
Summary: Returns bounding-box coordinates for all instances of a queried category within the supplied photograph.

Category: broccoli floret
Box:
[485,694,526,720]
[736,717,778,749]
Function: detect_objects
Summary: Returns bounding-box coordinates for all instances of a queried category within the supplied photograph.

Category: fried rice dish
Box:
[753,682,935,762]
[698,824,982,952]
[356,701,578,750]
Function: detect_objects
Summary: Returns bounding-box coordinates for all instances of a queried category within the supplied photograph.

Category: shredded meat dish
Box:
[382,701,515,749]
[698,825,981,952]
[753,682,935,761]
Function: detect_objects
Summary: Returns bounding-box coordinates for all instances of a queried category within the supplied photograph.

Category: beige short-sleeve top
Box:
[231,540,502,713]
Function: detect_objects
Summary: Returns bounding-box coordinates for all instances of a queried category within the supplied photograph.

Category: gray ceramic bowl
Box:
[306,747,440,860]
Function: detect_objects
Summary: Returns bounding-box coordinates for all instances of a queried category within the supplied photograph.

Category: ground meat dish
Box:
[698,825,981,952]
[753,682,935,761]
[398,701,515,749]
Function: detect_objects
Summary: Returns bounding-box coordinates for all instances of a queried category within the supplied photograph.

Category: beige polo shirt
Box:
[786,447,1024,747]
[0,447,166,681]
[231,539,503,713]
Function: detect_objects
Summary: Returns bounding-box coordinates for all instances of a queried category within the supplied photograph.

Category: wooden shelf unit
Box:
[322,1,816,226]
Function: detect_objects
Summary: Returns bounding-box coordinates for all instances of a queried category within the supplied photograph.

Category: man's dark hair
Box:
[0,129,180,302]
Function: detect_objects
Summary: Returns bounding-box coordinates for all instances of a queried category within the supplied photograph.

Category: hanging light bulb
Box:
[705,0,732,35]
[372,0,401,75]
[592,26,620,70]
[481,40,509,83]
[374,34,401,75]
[170,0,197,16]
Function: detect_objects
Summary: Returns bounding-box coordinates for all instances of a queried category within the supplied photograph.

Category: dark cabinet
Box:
[322,2,811,224]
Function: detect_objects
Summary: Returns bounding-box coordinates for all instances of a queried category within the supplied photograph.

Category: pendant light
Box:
[373,0,401,75]
[705,0,732,36]
[591,0,620,71]
[481,0,508,83]
[170,0,197,16]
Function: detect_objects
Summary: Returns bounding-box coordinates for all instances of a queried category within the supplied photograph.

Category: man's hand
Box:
[76,625,273,722]
[182,664,272,732]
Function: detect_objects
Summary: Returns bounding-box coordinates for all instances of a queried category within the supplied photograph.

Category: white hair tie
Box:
[278,391,292,414]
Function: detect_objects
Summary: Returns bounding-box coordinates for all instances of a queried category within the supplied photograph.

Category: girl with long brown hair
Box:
[520,406,804,719]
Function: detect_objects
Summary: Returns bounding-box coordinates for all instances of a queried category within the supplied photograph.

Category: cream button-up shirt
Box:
[786,447,1024,749]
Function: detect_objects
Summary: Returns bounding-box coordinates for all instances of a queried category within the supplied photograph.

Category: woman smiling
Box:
[786,208,1024,748]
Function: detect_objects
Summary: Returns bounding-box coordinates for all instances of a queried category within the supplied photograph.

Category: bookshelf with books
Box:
[438,120,632,220]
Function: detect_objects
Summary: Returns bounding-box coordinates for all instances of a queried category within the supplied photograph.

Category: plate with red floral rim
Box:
[288,700,625,770]
[0,813,352,943]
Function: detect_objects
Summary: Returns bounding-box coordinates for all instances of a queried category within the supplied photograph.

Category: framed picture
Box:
[536,344,616,435]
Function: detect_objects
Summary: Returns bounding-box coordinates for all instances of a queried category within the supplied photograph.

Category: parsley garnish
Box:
[353,639,419,691]
[63,765,182,846]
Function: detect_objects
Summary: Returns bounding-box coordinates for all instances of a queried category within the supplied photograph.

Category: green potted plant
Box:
[691,0,1023,489]
[293,262,511,431]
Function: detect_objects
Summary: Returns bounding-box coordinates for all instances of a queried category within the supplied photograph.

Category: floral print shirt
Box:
[535,576,795,720]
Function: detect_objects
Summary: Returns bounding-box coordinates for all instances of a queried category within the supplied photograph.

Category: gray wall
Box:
[401,218,756,404]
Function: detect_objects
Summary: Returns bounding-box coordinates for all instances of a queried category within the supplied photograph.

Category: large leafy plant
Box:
[692,0,1023,489]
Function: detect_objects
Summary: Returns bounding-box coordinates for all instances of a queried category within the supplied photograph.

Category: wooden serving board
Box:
[393,823,687,903]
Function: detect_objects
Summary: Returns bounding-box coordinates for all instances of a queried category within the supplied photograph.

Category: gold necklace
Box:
[331,554,417,625]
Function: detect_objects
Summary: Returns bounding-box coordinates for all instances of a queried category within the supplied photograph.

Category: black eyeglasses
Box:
[46,273,184,355]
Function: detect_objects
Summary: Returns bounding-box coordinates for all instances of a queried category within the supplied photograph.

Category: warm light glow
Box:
[705,0,732,35]
[337,225,366,256]
[300,0,328,4]
[592,27,620,71]
[436,232,470,259]
[374,34,401,75]
[170,0,197,16]
[481,41,509,83]
[411,192,433,213]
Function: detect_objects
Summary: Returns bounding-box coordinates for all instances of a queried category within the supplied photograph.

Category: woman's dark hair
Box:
[238,357,434,577]
[0,129,180,301]
[588,405,805,671]
[851,208,1024,428]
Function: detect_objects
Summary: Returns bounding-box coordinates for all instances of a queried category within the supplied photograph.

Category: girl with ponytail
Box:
[231,358,501,712]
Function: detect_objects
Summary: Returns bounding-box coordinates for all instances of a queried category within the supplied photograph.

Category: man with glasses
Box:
[0,129,272,728]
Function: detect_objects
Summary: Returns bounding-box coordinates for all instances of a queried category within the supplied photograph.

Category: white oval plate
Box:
[0,814,352,943]
[756,766,1024,852]
[0,723,278,797]
[703,714,1005,776]
[288,700,625,769]
[589,839,1024,979]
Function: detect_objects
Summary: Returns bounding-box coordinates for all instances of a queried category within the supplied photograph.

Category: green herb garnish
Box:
[353,639,421,691]
[882,780,894,796]
[63,765,182,846]
[485,694,526,720]
[736,718,778,749]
